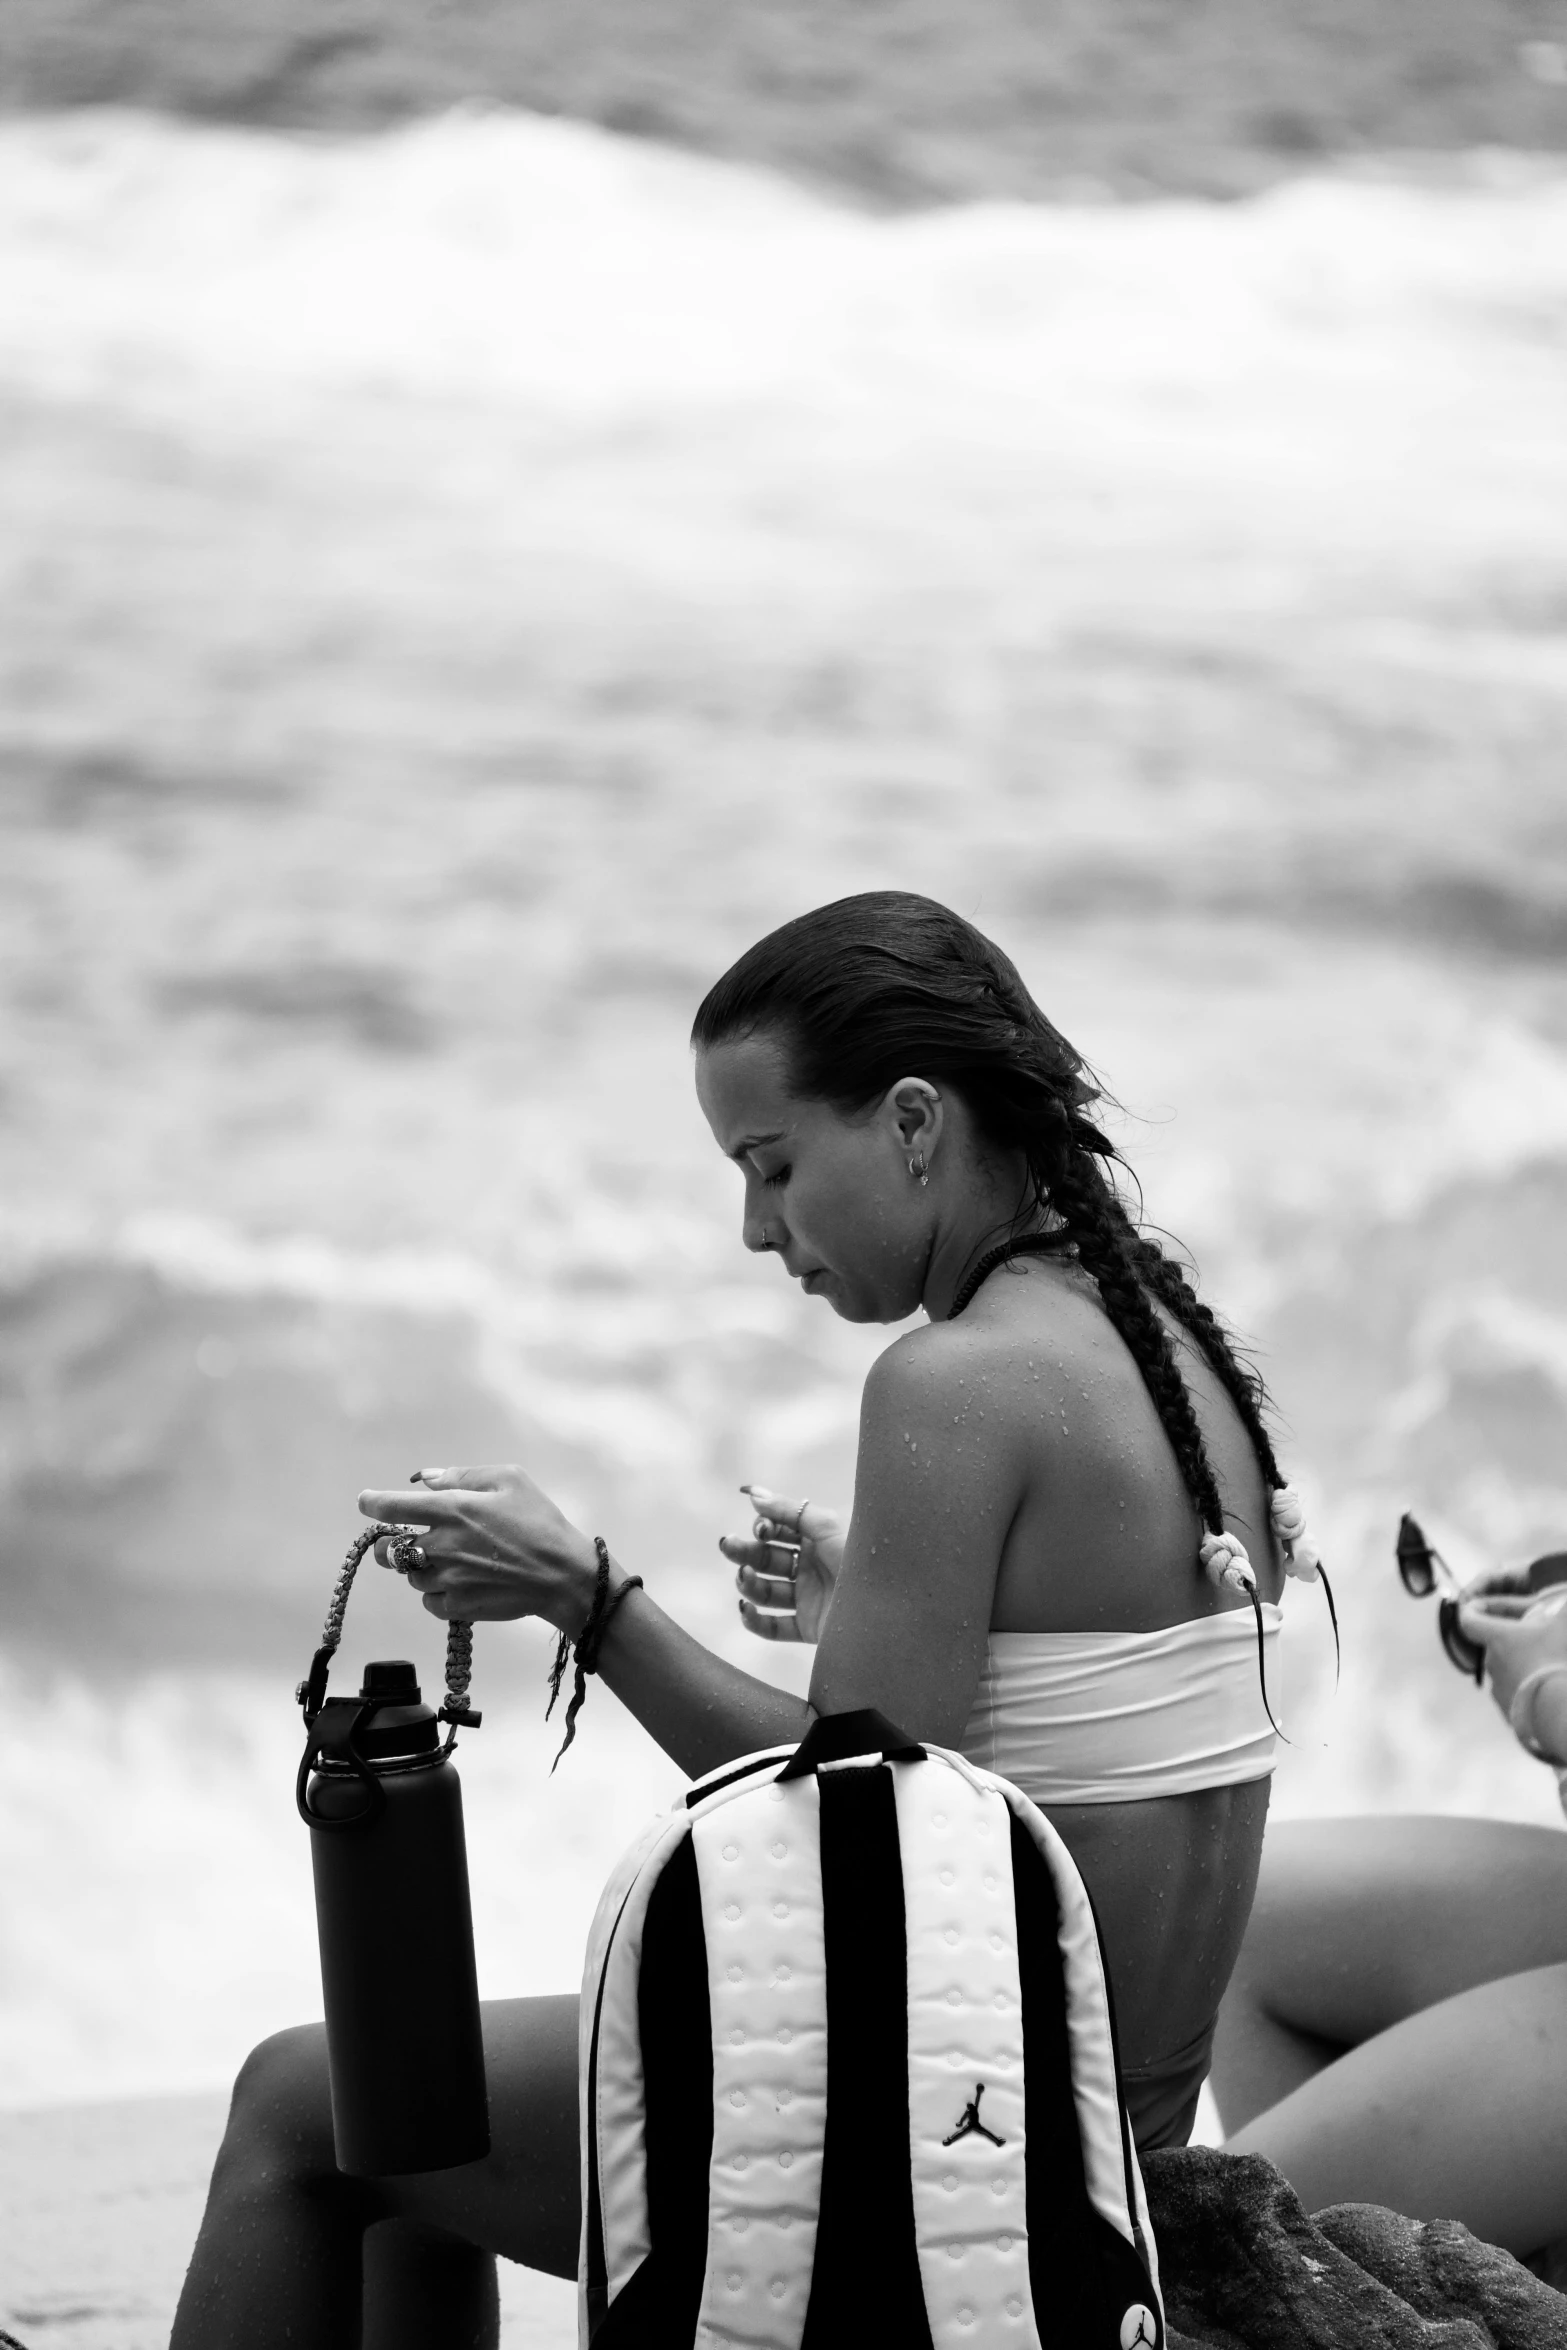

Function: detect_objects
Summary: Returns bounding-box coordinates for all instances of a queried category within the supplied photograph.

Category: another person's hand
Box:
[1457,1587,1567,1749]
[358,1465,600,1630]
[720,1487,844,1644]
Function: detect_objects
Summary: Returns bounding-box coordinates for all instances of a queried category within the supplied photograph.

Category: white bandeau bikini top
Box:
[958,1603,1282,1807]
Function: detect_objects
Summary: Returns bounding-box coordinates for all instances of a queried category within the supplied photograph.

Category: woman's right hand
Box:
[720,1487,844,1644]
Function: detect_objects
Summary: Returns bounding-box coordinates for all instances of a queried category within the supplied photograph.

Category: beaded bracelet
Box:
[546,1537,644,1770]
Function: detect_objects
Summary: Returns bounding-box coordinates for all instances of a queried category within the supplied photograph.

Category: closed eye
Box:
[763,1165,791,1189]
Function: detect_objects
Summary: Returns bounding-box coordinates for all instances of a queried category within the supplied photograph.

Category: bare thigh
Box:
[1212,1816,1567,2127]
[174,1994,581,2350]
[1226,1961,1567,2254]
[371,1995,580,2273]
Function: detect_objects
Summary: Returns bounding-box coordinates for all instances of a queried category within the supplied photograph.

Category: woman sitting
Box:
[1214,1583,1567,2262]
[173,890,1310,2349]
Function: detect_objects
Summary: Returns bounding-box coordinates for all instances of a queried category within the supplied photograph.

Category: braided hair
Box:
[692,891,1284,1545]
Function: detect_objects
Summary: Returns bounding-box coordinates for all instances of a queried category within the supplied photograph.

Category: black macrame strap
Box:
[546,1539,643,1770]
[947,1230,1072,1320]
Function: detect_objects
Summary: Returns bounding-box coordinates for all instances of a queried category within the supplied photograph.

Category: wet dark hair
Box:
[692,890,1283,1545]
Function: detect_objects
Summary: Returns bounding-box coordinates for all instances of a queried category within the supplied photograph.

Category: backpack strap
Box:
[776,1707,927,1779]
[579,1809,694,2322]
[932,1747,1164,2321]
[683,1743,797,1811]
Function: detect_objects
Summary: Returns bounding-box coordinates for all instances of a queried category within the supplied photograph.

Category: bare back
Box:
[969,1255,1279,2070]
[813,1251,1282,2080]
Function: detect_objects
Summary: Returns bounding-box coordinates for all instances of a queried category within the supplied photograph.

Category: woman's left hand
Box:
[720,1488,844,1644]
[358,1465,600,1632]
[1457,1589,1567,1721]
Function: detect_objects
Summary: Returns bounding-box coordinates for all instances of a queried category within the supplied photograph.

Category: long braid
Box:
[1128,1234,1286,1493]
[1043,1122,1297,1731]
[1048,1151,1230,1536]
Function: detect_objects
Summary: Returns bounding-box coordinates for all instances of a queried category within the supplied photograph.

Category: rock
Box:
[1145,2146,1567,2350]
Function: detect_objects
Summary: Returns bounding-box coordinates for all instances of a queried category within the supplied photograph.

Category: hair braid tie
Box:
[1199,1530,1286,1741]
[1271,1485,1341,1690]
[1200,1528,1255,1596]
[1269,1486,1318,1579]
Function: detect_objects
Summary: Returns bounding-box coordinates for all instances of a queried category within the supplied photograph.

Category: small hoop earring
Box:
[908,1152,929,1187]
[757,1227,773,1251]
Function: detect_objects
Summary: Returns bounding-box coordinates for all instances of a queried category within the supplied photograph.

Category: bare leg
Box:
[362,2222,500,2350]
[172,1995,579,2350]
[1211,1817,1567,2130]
[1226,1961,1567,2254]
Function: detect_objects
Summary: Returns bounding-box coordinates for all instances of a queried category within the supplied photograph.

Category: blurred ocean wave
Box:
[4,110,1566,412]
[1,108,1566,2105]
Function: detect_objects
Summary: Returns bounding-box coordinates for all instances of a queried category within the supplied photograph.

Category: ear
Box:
[883,1077,943,1159]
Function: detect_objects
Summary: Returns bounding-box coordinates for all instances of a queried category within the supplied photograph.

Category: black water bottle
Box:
[299,1658,491,2174]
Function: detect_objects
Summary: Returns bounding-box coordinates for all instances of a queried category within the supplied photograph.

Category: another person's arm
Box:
[1457,1590,1567,1774]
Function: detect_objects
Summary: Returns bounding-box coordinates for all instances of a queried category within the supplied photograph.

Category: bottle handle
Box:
[296,1695,385,1830]
[296,1523,482,1735]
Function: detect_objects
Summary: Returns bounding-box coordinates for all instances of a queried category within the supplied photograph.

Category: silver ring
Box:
[390,1536,427,1574]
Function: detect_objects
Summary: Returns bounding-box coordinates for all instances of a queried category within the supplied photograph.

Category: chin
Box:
[826,1294,878,1324]
[824,1286,913,1326]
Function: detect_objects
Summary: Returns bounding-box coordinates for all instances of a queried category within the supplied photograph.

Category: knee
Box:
[214,2024,340,2200]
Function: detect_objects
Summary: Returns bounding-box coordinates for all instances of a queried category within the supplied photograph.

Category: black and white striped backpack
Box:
[577,1709,1164,2350]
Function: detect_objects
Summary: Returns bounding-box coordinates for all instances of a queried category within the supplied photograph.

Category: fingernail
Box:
[409,1470,424,1482]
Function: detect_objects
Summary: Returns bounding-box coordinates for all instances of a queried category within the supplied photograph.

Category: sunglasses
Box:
[1394,1512,1485,1681]
[1396,1514,1567,1684]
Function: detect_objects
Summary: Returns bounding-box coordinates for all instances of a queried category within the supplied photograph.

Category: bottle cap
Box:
[361,1659,421,1704]
[352,1658,440,1759]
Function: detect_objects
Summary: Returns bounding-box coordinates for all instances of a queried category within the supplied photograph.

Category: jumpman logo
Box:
[941,2082,1005,2148]
[1119,2304,1159,2350]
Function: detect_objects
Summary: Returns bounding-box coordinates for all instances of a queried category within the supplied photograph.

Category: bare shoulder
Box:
[861,1260,1100,1433]
[860,1305,1010,1411]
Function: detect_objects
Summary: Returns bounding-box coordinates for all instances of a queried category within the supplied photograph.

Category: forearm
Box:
[594,1576,814,1779]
